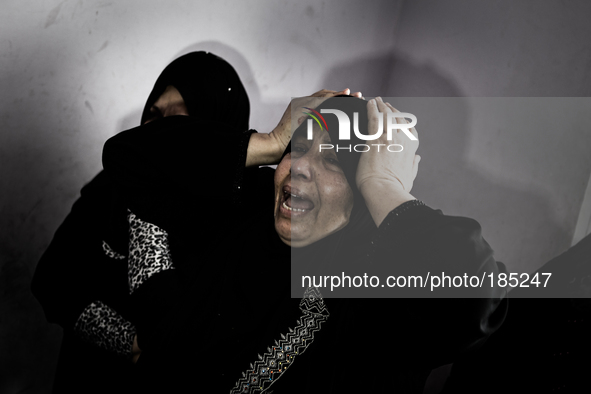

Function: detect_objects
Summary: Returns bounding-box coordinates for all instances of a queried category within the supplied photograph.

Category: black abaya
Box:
[31,51,251,393]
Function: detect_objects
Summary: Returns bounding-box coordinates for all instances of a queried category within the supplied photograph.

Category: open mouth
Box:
[282,185,314,213]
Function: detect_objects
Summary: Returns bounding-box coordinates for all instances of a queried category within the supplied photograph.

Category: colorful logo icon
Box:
[303,107,329,131]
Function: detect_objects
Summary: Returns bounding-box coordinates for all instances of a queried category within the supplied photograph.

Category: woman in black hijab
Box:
[140,51,249,127]
[31,51,251,393]
[101,95,507,392]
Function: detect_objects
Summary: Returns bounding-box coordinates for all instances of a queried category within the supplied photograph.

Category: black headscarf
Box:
[140,51,250,132]
[104,52,250,252]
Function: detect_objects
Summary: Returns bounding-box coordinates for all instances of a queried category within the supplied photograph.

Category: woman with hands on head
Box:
[102,91,507,392]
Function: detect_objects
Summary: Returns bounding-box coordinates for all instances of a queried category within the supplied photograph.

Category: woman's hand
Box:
[356,97,420,192]
[356,97,421,226]
[270,88,362,157]
[246,88,362,167]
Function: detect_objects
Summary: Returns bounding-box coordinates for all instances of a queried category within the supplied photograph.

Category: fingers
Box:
[383,101,397,115]
[306,88,348,111]
[383,100,418,140]
[376,96,391,114]
[382,99,401,123]
[311,88,365,98]
[312,88,348,97]
[375,97,391,139]
[366,98,380,135]
[412,154,421,180]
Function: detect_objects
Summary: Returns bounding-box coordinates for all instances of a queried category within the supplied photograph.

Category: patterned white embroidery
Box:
[102,240,126,260]
[230,287,329,393]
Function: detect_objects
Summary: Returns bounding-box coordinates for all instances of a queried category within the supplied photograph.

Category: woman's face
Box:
[143,85,189,124]
[274,126,354,247]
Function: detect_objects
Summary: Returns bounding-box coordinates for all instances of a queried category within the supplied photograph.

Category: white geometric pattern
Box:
[230,287,329,393]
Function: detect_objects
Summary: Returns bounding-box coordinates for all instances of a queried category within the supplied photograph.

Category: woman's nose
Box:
[291,155,314,181]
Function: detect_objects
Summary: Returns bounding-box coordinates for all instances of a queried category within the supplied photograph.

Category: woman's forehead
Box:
[293,126,332,143]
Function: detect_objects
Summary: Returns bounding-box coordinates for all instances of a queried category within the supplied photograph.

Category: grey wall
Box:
[1,0,590,393]
[386,0,591,275]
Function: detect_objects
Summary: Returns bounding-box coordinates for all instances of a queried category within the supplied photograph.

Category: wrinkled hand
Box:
[270,88,362,160]
[356,97,420,193]
[247,88,361,167]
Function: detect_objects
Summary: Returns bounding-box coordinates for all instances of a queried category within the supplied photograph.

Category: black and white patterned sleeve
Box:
[74,300,136,357]
[127,210,174,294]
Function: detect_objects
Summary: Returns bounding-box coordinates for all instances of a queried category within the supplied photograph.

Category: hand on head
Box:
[355,97,420,194]
[355,97,420,226]
[269,88,362,164]
[273,95,421,247]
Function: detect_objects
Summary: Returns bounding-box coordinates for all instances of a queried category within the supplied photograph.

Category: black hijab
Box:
[140,51,250,132]
[104,52,251,251]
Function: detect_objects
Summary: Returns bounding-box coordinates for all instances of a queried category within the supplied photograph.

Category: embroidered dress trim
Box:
[230,287,329,394]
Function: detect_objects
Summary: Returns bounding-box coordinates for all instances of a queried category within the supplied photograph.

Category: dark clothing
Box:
[102,115,508,393]
[32,171,129,329]
[443,232,591,394]
[31,169,135,392]
[31,51,251,393]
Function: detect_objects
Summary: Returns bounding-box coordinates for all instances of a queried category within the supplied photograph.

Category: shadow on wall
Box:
[0,47,70,393]
[322,50,570,275]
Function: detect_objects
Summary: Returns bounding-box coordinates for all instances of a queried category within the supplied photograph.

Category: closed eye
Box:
[143,106,163,124]
[150,106,163,117]
[292,145,308,156]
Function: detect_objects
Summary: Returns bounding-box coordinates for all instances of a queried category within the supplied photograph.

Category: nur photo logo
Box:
[304,106,417,153]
